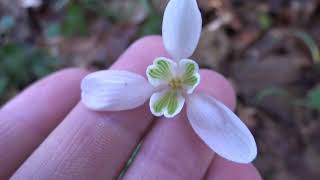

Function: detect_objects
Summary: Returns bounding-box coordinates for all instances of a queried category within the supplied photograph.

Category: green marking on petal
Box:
[149,69,162,78]
[157,60,170,72]
[167,92,179,115]
[147,59,173,80]
[183,75,199,86]
[181,62,199,87]
[153,91,171,113]
[153,90,180,115]
[182,62,197,80]
[184,63,196,78]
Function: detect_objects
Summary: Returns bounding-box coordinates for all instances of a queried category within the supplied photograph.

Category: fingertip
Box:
[111,35,169,76]
[53,67,89,78]
[206,156,262,180]
[197,69,236,110]
[42,67,89,82]
[132,35,164,48]
[249,165,263,180]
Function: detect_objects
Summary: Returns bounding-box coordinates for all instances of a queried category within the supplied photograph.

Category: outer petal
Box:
[179,59,200,94]
[163,0,202,60]
[146,57,176,87]
[186,94,257,163]
[81,70,154,111]
[150,89,185,118]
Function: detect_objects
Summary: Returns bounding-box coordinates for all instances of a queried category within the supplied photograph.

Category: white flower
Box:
[81,0,257,164]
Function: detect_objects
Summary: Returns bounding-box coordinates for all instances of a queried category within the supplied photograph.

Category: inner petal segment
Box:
[147,58,176,87]
[150,89,185,118]
[179,59,200,94]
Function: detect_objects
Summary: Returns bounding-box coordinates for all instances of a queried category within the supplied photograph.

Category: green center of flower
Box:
[147,58,201,118]
[169,78,183,90]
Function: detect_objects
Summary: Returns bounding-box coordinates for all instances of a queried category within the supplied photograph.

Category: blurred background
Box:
[0,0,320,179]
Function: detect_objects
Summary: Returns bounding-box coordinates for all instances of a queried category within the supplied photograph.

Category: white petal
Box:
[149,89,185,118]
[146,57,177,87]
[81,70,154,111]
[163,0,202,60]
[186,94,257,163]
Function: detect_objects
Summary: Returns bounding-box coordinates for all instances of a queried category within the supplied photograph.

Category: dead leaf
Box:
[193,28,230,69]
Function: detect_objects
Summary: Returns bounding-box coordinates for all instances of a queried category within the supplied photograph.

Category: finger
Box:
[0,68,88,179]
[205,156,262,180]
[11,36,169,180]
[123,70,237,180]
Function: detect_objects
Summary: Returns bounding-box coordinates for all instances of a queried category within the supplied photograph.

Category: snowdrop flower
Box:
[81,0,257,164]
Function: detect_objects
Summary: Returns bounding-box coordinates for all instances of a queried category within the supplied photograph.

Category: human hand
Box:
[0,36,262,180]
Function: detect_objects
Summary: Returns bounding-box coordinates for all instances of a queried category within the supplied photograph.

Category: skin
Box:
[0,36,262,180]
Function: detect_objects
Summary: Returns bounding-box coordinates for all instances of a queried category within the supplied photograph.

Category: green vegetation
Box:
[0,43,61,103]
[62,4,88,37]
[307,87,320,111]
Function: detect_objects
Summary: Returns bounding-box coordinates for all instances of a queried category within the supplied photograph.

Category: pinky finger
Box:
[205,156,262,180]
